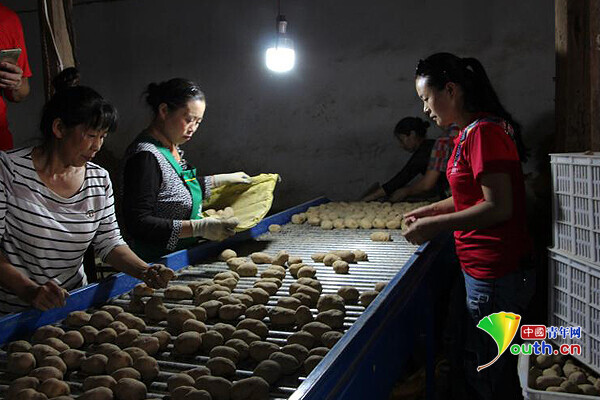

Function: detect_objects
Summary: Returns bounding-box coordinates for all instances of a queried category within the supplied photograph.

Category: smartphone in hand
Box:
[0,48,22,65]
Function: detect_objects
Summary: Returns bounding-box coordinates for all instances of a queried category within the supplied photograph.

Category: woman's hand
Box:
[362,187,386,202]
[390,187,409,202]
[22,280,69,311]
[403,204,436,222]
[402,216,442,245]
[141,264,174,288]
[190,217,239,241]
[105,246,175,288]
[403,197,454,222]
[403,200,454,244]
[212,172,251,187]
[360,183,386,202]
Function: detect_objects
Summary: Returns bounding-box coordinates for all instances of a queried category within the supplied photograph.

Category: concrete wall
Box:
[4,0,554,211]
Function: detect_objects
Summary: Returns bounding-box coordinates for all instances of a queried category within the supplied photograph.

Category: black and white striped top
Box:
[0,147,126,315]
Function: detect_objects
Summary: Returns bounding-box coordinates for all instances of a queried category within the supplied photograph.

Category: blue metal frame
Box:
[0,196,328,345]
[0,195,450,400]
[289,234,450,400]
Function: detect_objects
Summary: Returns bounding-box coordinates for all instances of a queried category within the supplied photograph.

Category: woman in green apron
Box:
[121,78,250,261]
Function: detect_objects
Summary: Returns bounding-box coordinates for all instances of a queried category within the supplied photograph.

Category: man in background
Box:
[0,2,32,150]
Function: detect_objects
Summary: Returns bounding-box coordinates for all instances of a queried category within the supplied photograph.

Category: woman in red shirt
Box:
[403,53,534,400]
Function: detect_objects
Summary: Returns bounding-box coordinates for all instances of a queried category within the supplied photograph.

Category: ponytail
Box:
[462,57,528,162]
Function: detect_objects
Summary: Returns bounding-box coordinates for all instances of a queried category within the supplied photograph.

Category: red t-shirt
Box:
[0,4,32,150]
[446,115,531,279]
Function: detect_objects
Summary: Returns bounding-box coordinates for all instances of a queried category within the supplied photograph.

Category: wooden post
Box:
[38,0,76,100]
[561,0,588,152]
[555,0,568,152]
[555,0,600,152]
[590,0,600,151]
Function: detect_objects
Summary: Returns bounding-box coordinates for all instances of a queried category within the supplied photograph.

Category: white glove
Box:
[190,217,239,241]
[212,172,251,187]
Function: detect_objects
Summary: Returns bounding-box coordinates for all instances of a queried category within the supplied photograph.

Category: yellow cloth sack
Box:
[202,173,280,231]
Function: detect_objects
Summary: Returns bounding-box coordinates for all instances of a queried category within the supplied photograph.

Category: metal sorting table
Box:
[0,197,449,400]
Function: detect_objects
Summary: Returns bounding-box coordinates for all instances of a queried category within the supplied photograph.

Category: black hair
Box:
[415,52,528,162]
[394,116,430,138]
[52,67,80,91]
[41,68,118,142]
[144,78,205,115]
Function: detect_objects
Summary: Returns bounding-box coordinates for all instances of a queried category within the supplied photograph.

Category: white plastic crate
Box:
[551,153,600,264]
[548,248,600,375]
[518,354,596,399]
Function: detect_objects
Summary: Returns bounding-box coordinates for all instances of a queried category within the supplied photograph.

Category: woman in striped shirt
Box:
[0,70,171,315]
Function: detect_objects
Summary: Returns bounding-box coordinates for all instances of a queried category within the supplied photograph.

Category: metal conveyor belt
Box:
[0,219,420,399]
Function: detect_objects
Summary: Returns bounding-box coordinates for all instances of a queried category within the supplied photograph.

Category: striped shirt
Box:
[0,147,126,315]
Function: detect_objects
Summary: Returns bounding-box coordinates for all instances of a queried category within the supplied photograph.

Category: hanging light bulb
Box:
[266,15,295,73]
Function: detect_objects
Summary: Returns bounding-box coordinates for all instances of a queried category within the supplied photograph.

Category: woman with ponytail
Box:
[403,53,534,399]
[122,78,251,261]
[361,116,458,202]
[0,68,172,316]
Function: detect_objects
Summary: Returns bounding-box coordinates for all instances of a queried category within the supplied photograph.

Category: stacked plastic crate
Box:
[549,152,600,375]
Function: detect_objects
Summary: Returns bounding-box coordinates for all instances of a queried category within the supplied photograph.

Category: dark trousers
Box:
[462,267,536,400]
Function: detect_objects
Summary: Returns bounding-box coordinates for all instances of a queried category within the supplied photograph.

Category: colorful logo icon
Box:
[476,312,521,371]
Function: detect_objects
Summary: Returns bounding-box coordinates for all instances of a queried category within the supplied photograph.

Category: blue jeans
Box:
[462,267,536,400]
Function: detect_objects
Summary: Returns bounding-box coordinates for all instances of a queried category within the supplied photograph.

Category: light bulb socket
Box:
[276,15,288,34]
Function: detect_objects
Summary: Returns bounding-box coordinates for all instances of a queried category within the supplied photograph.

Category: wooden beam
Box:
[555,0,568,152]
[38,0,76,100]
[590,0,600,151]
[565,0,589,151]
[555,0,600,152]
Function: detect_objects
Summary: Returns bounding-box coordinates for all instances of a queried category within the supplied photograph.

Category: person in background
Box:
[0,3,32,150]
[403,52,534,400]
[0,68,172,316]
[361,116,457,202]
[122,78,250,261]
